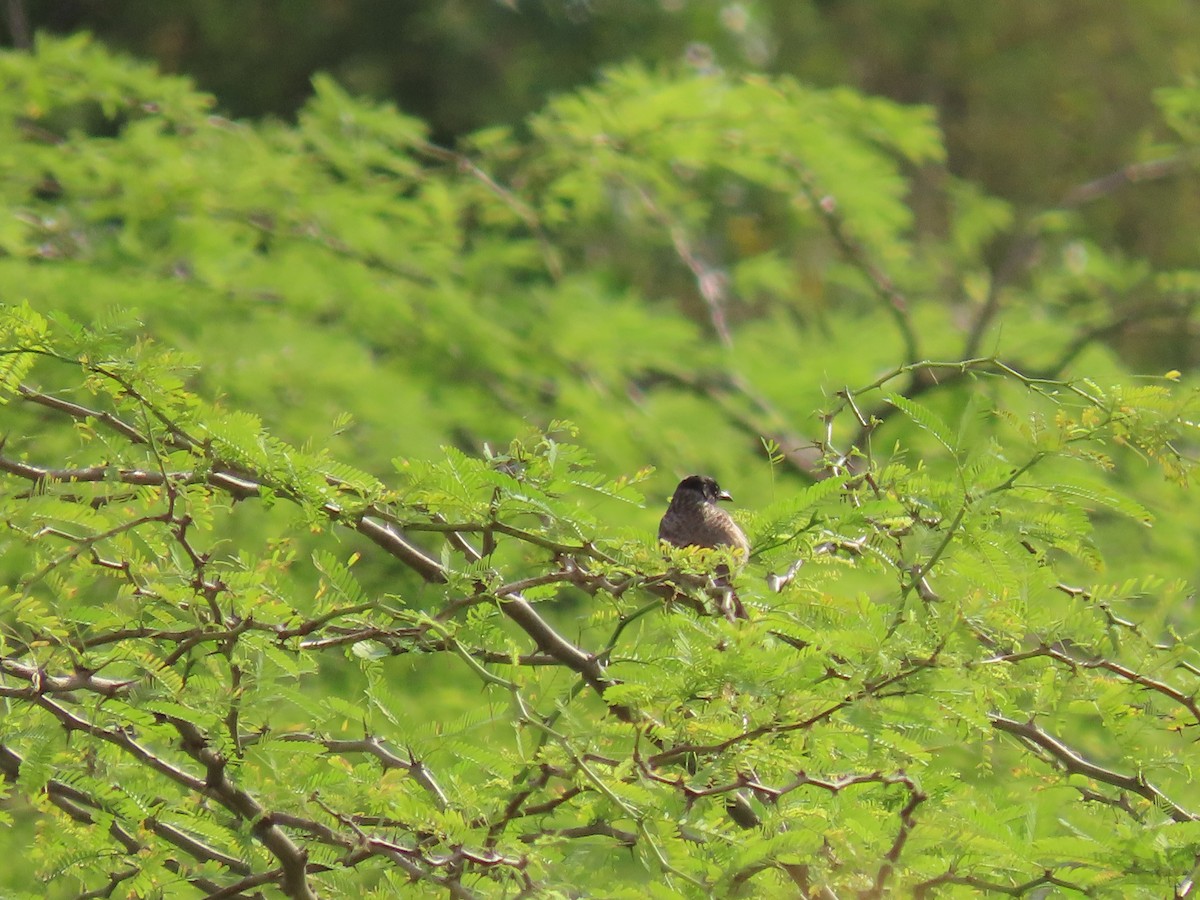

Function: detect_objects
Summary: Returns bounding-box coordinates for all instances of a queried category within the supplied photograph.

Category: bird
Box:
[658,475,751,621]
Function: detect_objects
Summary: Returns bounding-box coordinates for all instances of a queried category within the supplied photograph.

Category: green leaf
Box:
[885,392,958,457]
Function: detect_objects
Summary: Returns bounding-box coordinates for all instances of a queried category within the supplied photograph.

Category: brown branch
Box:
[513,785,585,821]
[4,0,30,50]
[1061,156,1197,207]
[353,516,447,583]
[991,715,1195,823]
[166,717,317,899]
[637,366,827,479]
[33,694,208,792]
[0,453,260,502]
[483,765,556,848]
[915,869,1087,898]
[8,366,773,845]
[269,811,481,898]
[435,517,618,704]
[0,446,446,586]
[519,823,637,846]
[399,518,619,565]
[277,734,449,811]
[302,791,532,896]
[986,642,1200,727]
[868,776,927,898]
[3,395,647,712]
[416,140,563,282]
[24,694,316,899]
[0,659,137,696]
[713,770,923,897]
[197,868,294,900]
[17,384,148,443]
[1037,303,1193,378]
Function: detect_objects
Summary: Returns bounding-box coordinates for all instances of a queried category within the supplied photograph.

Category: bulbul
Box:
[658,475,750,620]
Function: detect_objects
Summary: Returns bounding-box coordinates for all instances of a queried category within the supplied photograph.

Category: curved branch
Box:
[277,733,449,811]
[991,715,1195,823]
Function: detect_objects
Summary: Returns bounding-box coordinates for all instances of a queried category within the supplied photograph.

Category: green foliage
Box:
[2,34,1200,899]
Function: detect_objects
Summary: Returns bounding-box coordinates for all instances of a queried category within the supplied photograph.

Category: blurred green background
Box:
[17,0,1200,364]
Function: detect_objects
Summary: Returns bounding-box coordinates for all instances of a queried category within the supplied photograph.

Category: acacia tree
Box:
[3,35,1200,898]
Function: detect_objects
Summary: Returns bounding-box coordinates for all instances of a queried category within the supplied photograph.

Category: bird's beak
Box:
[717,489,733,502]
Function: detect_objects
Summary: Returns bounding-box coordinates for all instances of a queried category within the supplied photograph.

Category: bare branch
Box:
[278,734,449,811]
[915,868,1088,898]
[991,715,1196,823]
[0,659,137,696]
[985,642,1200,727]
[17,384,148,443]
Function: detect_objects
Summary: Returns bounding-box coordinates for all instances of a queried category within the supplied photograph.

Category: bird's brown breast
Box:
[659,500,750,559]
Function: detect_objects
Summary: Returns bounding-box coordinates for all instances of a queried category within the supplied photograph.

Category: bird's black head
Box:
[674,474,732,504]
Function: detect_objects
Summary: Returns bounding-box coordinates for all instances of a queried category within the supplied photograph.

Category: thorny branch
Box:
[991,715,1196,823]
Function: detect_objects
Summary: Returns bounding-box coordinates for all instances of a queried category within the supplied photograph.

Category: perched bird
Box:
[658,475,751,620]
